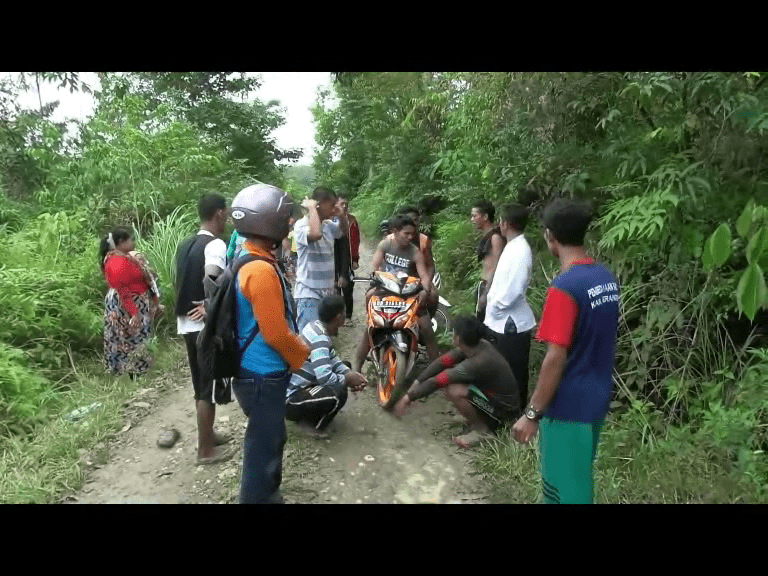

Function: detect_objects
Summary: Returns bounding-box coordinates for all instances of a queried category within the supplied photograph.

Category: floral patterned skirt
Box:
[104,289,154,376]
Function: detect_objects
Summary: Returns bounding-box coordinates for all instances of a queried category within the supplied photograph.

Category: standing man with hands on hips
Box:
[174,193,232,465]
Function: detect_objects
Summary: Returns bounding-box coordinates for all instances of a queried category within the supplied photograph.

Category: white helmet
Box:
[230,184,293,242]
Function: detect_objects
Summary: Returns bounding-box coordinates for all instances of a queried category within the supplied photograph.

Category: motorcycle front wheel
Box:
[379,344,408,410]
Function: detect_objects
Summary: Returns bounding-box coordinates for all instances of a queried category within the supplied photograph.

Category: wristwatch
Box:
[525,405,544,422]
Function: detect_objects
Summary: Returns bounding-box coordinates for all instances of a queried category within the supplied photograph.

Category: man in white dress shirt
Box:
[483,203,536,411]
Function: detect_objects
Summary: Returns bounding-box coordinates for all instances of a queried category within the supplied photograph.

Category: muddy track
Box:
[69,236,488,504]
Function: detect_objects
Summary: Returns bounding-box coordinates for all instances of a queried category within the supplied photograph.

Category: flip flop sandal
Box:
[196,446,234,466]
[213,431,231,446]
[157,428,180,449]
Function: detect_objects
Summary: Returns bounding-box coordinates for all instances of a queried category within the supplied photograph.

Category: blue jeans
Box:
[296,298,320,332]
[232,368,291,504]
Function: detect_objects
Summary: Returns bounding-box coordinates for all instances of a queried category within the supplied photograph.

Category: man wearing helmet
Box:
[229,184,311,504]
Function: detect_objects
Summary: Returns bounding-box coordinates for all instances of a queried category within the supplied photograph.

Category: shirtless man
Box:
[352,214,439,373]
[471,200,506,322]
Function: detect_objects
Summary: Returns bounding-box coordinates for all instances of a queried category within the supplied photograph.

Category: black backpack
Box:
[196,254,270,396]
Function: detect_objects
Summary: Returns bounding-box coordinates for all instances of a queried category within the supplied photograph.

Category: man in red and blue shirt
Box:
[512,198,620,504]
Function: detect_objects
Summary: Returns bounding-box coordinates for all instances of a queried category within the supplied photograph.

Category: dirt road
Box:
[70,238,487,504]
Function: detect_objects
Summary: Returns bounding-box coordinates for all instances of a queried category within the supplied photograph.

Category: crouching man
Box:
[392,315,521,448]
[286,295,368,438]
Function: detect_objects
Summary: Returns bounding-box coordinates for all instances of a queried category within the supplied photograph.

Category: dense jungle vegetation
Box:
[1,71,767,503]
[0,72,320,500]
[311,72,768,502]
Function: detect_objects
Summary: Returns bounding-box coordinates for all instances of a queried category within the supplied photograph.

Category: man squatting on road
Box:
[393,315,521,449]
[285,294,367,439]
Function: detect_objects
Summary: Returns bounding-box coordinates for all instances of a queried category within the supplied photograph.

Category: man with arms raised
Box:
[294,186,348,332]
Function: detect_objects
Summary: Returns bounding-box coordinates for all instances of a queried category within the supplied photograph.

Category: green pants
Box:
[539,416,604,504]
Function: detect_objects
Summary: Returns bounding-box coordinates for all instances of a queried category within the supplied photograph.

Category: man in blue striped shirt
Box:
[286,295,368,438]
[294,187,348,332]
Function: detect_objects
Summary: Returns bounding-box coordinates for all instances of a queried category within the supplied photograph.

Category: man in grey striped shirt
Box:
[286,295,368,438]
[294,187,348,332]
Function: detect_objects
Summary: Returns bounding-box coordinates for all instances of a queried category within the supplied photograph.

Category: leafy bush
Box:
[0,342,55,436]
[0,218,103,370]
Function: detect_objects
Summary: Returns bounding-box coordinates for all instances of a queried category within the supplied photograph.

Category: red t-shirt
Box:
[104,254,150,317]
[348,215,360,263]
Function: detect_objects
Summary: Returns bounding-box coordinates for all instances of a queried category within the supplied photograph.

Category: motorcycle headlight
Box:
[393,314,409,329]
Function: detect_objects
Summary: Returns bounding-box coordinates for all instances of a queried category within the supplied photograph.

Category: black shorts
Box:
[467,385,519,431]
[184,332,215,404]
[476,281,488,322]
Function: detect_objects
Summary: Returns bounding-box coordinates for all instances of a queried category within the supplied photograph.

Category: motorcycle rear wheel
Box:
[379,344,408,410]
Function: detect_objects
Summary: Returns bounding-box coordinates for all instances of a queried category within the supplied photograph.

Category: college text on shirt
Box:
[385,253,411,269]
[587,282,619,309]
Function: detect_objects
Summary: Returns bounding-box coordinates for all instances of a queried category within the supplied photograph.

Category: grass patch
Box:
[471,427,542,504]
[0,338,186,504]
[469,411,767,504]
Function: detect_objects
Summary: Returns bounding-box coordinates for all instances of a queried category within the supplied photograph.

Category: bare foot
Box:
[196,445,234,465]
[452,429,492,450]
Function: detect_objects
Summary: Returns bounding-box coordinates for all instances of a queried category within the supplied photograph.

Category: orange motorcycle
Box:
[358,270,423,410]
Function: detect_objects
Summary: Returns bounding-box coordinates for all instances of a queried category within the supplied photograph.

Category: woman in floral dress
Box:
[100,227,163,378]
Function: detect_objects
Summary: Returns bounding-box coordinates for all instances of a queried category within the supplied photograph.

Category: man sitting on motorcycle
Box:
[394,205,438,317]
[351,214,440,373]
[392,315,521,449]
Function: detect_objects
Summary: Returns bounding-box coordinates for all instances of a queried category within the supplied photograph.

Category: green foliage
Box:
[0,338,186,503]
[314,72,768,501]
[0,342,55,435]
[432,218,479,289]
[0,71,289,447]
[703,200,768,321]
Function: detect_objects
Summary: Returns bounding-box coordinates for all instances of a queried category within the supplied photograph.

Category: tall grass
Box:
[134,205,199,332]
